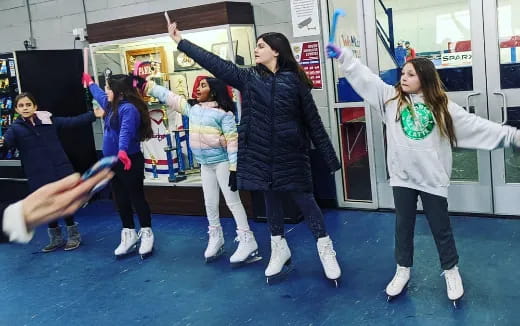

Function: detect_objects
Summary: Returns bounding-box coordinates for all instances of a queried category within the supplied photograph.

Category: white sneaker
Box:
[230,229,259,264]
[442,266,464,301]
[138,227,154,256]
[265,235,291,277]
[386,265,411,297]
[204,225,224,261]
[317,236,341,280]
[114,228,138,256]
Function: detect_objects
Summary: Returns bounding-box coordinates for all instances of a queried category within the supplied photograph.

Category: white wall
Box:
[0,0,334,149]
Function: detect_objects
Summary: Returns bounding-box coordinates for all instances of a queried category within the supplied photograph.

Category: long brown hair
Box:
[389,58,457,146]
[107,75,153,141]
[257,32,313,88]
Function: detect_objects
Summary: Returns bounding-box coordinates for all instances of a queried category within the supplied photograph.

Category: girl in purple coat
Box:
[83,73,154,259]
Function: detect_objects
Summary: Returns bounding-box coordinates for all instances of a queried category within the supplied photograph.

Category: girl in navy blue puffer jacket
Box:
[167,21,342,285]
[0,92,104,252]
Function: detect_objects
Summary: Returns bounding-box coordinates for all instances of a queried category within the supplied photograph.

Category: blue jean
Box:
[264,191,327,239]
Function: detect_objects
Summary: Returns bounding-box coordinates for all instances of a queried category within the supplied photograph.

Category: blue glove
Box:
[326,43,342,59]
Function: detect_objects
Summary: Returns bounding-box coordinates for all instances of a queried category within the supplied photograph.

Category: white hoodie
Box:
[337,48,520,197]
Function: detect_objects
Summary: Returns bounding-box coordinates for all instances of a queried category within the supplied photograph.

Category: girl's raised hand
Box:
[165,12,182,43]
[326,43,342,59]
[93,107,105,118]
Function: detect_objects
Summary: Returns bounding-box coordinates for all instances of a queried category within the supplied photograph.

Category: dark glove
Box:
[228,171,237,192]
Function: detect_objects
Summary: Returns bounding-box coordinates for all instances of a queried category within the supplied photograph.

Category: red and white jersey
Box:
[141,106,186,181]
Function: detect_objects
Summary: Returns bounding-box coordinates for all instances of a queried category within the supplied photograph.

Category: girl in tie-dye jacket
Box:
[146,77,260,265]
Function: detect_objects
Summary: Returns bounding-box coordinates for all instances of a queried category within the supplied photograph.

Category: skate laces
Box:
[270,239,284,261]
[318,241,337,260]
[234,230,251,243]
[138,228,152,239]
[208,227,221,238]
[394,266,410,282]
[121,229,134,244]
[441,267,460,289]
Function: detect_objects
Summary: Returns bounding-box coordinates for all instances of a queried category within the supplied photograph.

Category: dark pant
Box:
[392,186,459,270]
[111,152,151,229]
[264,191,327,240]
[48,216,74,228]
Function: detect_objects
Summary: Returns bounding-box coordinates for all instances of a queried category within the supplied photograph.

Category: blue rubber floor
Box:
[0,200,519,325]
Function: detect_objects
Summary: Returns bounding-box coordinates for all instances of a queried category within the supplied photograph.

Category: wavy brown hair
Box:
[107,74,153,141]
[388,57,457,146]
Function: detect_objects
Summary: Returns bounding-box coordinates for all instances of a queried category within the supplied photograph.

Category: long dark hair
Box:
[14,92,38,108]
[206,78,234,112]
[388,58,456,146]
[257,32,313,88]
[188,78,234,113]
[107,74,153,141]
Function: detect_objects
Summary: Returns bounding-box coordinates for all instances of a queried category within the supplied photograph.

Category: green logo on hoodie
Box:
[400,103,435,140]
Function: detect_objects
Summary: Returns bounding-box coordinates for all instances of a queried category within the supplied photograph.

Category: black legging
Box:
[264,190,328,240]
[111,152,151,229]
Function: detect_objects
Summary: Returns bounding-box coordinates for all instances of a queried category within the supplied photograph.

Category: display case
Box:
[0,52,20,160]
[87,2,258,216]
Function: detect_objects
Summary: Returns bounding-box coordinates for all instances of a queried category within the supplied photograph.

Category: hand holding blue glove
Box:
[326,43,342,59]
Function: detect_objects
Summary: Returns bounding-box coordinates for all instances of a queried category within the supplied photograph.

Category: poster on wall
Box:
[292,41,322,89]
[125,47,167,79]
[290,0,320,37]
[173,51,200,71]
[170,73,189,99]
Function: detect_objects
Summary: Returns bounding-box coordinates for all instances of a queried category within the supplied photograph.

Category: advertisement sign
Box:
[292,40,322,89]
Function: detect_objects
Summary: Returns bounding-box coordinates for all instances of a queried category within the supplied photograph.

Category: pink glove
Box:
[117,150,132,170]
[326,43,342,59]
[82,73,94,87]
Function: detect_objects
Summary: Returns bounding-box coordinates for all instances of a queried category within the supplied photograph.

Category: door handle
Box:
[465,92,480,112]
[493,91,508,125]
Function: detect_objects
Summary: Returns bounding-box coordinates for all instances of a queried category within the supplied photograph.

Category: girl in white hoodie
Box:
[327,43,520,305]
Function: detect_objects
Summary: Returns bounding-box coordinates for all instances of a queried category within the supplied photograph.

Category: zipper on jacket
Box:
[268,74,276,188]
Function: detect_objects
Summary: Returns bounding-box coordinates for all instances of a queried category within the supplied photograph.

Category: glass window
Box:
[327,1,373,202]
[498,0,520,89]
[339,107,372,201]
[328,0,363,103]
[375,0,474,92]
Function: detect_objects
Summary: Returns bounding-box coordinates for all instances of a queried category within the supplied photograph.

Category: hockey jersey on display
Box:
[142,107,187,181]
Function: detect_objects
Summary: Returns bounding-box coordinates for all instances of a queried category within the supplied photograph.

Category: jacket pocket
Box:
[389,147,450,187]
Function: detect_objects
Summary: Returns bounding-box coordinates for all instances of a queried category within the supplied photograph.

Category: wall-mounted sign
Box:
[441,51,472,67]
[290,0,320,37]
[292,40,322,89]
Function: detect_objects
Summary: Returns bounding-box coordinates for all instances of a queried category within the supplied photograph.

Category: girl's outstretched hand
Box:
[93,107,105,118]
[22,169,114,229]
[82,72,94,86]
[165,12,182,44]
[326,43,342,59]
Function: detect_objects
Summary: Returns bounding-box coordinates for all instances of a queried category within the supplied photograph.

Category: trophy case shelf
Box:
[88,2,258,217]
